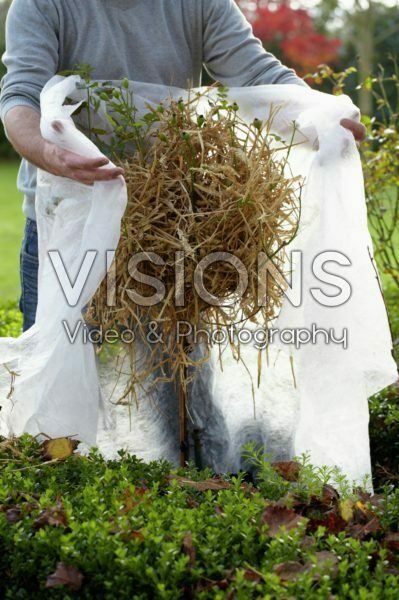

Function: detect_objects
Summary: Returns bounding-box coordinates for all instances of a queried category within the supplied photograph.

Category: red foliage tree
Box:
[238,1,341,76]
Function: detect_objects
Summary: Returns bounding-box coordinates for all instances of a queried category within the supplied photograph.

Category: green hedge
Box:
[0,301,22,337]
[0,436,399,599]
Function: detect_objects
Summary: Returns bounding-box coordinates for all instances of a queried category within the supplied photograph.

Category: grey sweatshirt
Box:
[0,0,306,221]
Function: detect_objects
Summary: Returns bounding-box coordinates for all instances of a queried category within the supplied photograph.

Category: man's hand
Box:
[42,141,124,185]
[340,118,367,142]
[5,106,124,184]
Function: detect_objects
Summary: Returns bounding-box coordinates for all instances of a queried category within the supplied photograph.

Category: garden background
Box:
[0,1,399,597]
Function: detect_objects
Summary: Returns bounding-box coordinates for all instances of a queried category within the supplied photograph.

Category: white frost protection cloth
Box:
[0,75,397,484]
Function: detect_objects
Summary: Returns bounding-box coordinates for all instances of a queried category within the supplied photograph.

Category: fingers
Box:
[69,167,124,186]
[340,118,367,142]
[58,148,124,185]
[62,151,110,170]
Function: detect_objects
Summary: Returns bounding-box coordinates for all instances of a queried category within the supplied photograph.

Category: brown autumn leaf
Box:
[354,488,385,508]
[320,485,340,507]
[196,578,230,593]
[305,551,339,579]
[128,529,145,542]
[301,535,316,551]
[182,531,196,568]
[5,507,22,524]
[384,533,399,552]
[347,515,382,540]
[273,561,306,582]
[45,562,84,591]
[352,501,380,521]
[260,504,304,537]
[15,491,40,503]
[243,569,262,582]
[276,492,308,514]
[182,532,196,567]
[34,501,68,529]
[271,461,300,482]
[167,474,231,492]
[186,496,200,509]
[307,510,347,535]
[120,489,135,514]
[240,482,257,495]
[367,494,385,508]
[41,438,78,461]
[120,486,149,515]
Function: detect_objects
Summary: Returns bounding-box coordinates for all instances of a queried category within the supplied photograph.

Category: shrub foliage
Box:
[1,436,399,599]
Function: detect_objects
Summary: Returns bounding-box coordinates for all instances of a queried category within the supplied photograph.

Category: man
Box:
[1,0,365,331]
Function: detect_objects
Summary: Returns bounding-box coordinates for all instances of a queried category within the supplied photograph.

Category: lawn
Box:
[0,161,24,302]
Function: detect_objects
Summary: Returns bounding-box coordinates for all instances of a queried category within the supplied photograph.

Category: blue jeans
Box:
[19,218,39,331]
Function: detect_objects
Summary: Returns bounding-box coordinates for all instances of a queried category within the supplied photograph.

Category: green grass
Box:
[0,161,24,302]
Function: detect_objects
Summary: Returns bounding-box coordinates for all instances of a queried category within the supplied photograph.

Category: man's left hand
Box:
[340,118,367,142]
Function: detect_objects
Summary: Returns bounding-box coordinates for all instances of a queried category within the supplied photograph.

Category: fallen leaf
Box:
[307,511,347,534]
[276,492,308,513]
[45,562,83,591]
[240,482,257,495]
[128,529,145,542]
[273,561,306,582]
[355,488,385,506]
[196,578,230,593]
[120,486,149,515]
[348,515,382,540]
[120,489,135,513]
[261,504,304,537]
[186,496,200,509]
[34,501,68,529]
[182,531,196,568]
[15,491,40,503]
[339,499,354,522]
[41,438,78,461]
[271,461,300,482]
[305,551,339,578]
[5,507,22,524]
[167,475,231,492]
[355,500,370,514]
[384,533,399,552]
[368,494,385,508]
[301,535,316,551]
[243,568,262,582]
[320,485,340,507]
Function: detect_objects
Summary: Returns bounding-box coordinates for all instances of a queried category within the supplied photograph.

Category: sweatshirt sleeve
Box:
[0,0,60,123]
[202,0,307,87]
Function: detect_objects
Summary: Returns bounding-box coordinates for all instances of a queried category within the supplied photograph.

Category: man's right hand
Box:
[5,106,124,185]
[42,141,124,185]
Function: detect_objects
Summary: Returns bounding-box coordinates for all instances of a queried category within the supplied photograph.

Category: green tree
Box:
[313,0,399,115]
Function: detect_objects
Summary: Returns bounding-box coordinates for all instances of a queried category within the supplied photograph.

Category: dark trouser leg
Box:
[19,218,39,332]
